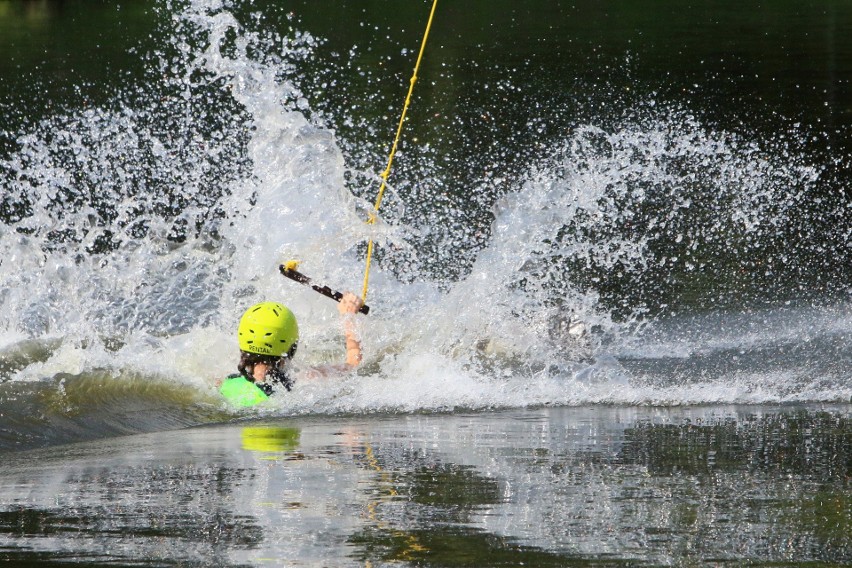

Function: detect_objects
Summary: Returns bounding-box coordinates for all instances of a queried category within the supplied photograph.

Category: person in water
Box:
[221,292,363,402]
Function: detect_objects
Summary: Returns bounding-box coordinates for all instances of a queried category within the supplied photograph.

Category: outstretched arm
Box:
[338,292,363,367]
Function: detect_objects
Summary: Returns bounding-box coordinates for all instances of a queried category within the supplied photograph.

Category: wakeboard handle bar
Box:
[279,264,370,315]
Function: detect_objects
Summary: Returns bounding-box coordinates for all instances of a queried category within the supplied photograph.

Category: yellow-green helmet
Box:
[238,302,299,357]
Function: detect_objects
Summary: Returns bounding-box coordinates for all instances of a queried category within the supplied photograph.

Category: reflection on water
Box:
[241,426,301,454]
[0,406,849,565]
[0,0,64,24]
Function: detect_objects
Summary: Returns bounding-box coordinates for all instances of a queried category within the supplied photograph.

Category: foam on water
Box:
[0,0,849,443]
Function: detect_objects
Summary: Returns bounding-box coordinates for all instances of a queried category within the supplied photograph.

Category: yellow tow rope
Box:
[361,0,438,303]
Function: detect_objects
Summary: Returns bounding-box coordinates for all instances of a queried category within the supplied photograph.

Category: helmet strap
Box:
[238,351,294,392]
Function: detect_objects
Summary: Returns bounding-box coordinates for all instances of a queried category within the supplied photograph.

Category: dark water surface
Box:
[1,406,850,566]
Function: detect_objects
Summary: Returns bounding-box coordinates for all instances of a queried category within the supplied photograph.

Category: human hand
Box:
[338,292,363,315]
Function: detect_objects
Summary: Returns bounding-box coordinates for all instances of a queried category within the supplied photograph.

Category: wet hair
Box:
[238,343,297,392]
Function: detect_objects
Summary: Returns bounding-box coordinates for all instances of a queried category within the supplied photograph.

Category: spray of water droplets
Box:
[0,0,848,417]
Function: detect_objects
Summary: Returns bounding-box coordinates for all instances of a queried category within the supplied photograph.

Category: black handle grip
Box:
[279,265,370,315]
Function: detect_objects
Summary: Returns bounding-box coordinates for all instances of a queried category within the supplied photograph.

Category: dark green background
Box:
[3,1,851,138]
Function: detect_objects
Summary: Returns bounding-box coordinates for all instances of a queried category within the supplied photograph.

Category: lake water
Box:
[2,406,850,566]
[0,0,850,565]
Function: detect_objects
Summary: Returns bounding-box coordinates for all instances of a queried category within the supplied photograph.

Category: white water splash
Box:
[0,0,848,420]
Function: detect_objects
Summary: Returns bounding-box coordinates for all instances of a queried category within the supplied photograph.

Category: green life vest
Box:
[219,376,269,407]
